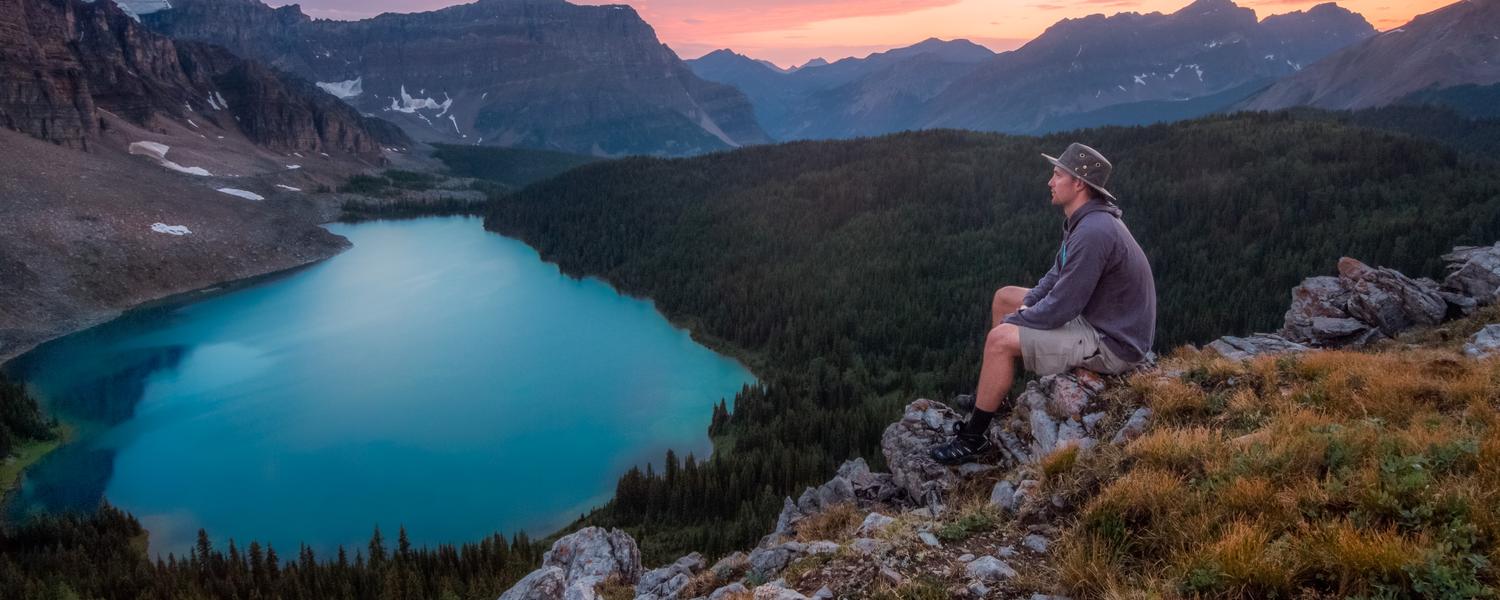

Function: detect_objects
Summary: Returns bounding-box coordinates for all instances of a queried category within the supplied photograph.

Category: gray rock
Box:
[708,583,748,600]
[1339,258,1447,336]
[989,481,1016,511]
[849,537,886,555]
[997,545,1017,557]
[958,553,976,562]
[1111,408,1152,445]
[1206,333,1310,361]
[1465,324,1500,358]
[709,552,747,579]
[1281,275,1356,345]
[856,512,895,536]
[1443,242,1500,305]
[751,585,810,600]
[918,531,941,547]
[772,497,802,538]
[957,462,997,477]
[747,542,806,578]
[968,582,991,597]
[804,541,839,555]
[542,527,643,587]
[564,579,602,600]
[811,586,834,600]
[880,399,964,506]
[635,552,705,600]
[1012,480,1042,511]
[1081,412,1106,431]
[964,556,1017,581]
[879,566,904,586]
[1023,534,1050,553]
[499,566,567,600]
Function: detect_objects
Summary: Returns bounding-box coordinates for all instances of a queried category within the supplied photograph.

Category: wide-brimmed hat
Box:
[1043,143,1116,202]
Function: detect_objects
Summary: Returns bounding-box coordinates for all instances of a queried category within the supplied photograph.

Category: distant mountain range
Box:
[687,38,998,140]
[137,0,771,157]
[692,0,1383,139]
[1244,0,1500,111]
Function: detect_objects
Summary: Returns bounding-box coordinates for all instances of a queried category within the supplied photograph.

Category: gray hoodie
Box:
[1003,200,1156,363]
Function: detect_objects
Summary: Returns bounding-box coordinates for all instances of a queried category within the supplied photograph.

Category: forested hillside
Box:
[485,111,1500,560]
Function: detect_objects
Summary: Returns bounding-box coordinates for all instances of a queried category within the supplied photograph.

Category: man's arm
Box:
[1021,261,1060,308]
[1003,224,1110,330]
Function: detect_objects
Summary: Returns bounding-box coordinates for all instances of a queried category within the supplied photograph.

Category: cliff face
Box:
[141,0,770,156]
[0,0,400,155]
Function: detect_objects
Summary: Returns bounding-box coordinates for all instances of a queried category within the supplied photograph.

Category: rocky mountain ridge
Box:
[1244,0,1500,111]
[920,0,1375,134]
[0,0,398,155]
[495,240,1500,599]
[139,0,770,156]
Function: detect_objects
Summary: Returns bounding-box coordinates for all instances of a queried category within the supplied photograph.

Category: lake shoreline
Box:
[4,216,756,558]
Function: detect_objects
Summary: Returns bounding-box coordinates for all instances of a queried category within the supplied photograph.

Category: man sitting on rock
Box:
[929,143,1157,465]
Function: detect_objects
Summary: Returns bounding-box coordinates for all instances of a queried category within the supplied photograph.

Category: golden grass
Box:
[1058,337,1500,598]
[793,502,862,543]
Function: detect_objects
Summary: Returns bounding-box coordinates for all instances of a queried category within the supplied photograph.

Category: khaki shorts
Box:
[1019,315,1134,376]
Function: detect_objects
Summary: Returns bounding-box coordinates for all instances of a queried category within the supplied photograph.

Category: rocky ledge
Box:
[496,240,1500,600]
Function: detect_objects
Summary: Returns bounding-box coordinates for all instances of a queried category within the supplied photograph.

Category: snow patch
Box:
[276,184,303,192]
[187,119,200,129]
[1286,59,1302,71]
[316,77,363,100]
[206,93,223,111]
[216,188,265,201]
[387,86,452,114]
[151,223,191,236]
[286,165,302,170]
[449,115,462,134]
[128,141,211,176]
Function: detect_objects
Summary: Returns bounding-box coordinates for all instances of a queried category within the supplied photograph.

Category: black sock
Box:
[959,407,996,438]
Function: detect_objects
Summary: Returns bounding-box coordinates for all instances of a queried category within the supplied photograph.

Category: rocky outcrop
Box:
[1211,245,1500,359]
[0,0,400,155]
[1443,242,1500,309]
[497,526,643,600]
[635,553,705,600]
[141,0,769,156]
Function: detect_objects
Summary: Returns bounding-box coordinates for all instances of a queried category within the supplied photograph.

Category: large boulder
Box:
[543,527,643,586]
[1443,242,1500,307]
[1338,258,1446,336]
[879,399,965,508]
[498,527,642,600]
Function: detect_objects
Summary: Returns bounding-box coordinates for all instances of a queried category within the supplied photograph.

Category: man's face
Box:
[1048,166,1082,206]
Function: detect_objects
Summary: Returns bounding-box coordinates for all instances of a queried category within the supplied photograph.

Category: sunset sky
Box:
[267,0,1455,67]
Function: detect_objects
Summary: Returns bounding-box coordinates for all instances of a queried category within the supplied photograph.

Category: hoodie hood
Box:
[1065,200,1122,233]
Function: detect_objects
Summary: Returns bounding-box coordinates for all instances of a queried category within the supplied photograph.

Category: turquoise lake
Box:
[3,216,754,558]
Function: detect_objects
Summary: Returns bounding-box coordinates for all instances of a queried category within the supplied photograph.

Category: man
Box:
[928,143,1157,465]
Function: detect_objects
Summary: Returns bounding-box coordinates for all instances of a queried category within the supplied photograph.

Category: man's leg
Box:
[991,286,1029,328]
[975,324,1022,412]
[930,323,1023,464]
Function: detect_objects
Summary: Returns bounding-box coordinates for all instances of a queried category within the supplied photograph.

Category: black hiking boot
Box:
[928,432,992,465]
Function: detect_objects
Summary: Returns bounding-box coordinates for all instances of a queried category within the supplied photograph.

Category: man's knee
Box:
[992,286,1029,316]
[985,324,1022,356]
